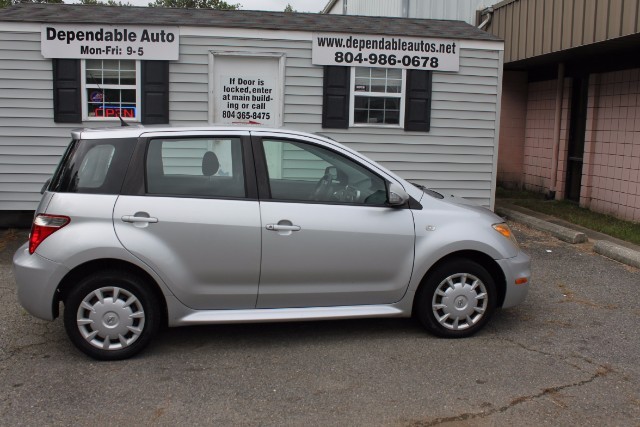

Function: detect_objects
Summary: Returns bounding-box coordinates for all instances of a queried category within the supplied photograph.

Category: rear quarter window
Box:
[49,138,136,194]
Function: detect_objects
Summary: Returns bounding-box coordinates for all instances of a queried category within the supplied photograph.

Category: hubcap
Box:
[432,273,488,331]
[76,286,145,351]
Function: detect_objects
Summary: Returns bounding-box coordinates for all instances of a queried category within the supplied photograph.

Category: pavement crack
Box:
[404,364,613,426]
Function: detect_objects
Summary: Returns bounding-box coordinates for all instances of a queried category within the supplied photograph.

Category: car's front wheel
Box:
[416,259,497,338]
[63,271,160,360]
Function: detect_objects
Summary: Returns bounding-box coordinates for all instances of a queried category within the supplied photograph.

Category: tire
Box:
[416,259,497,338]
[63,270,161,360]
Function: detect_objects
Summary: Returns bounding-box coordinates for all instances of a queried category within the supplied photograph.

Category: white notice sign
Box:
[219,75,275,125]
[213,55,282,127]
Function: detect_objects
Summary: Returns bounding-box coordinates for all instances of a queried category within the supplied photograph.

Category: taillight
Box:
[29,214,70,254]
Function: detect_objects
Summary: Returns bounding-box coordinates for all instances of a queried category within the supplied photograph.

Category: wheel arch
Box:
[54,258,168,326]
[413,250,507,313]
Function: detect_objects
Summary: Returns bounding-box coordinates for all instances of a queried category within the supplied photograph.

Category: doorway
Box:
[565,76,589,202]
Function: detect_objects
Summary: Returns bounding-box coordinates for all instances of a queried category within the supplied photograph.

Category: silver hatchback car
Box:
[13,126,530,360]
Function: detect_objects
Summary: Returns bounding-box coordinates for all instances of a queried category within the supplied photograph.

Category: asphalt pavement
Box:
[0,225,638,426]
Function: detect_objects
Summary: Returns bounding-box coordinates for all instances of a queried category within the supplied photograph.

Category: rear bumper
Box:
[12,243,69,321]
[497,250,531,308]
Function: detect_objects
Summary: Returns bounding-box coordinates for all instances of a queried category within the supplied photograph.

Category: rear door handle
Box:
[266,224,301,232]
[122,215,159,224]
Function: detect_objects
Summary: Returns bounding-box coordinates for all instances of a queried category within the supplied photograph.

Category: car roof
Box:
[72,125,319,140]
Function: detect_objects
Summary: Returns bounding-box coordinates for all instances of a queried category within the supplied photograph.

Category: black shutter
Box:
[404,70,432,132]
[141,61,169,124]
[322,66,350,129]
[53,59,82,123]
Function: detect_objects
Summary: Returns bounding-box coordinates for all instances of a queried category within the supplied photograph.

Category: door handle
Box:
[122,215,159,224]
[266,224,301,232]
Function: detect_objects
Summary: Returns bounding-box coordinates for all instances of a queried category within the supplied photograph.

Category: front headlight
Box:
[492,223,519,248]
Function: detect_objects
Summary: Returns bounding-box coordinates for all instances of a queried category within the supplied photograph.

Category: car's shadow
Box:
[149,309,524,356]
[154,317,424,352]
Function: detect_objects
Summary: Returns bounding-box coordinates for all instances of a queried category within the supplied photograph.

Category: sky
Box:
[122,0,325,12]
[235,0,322,12]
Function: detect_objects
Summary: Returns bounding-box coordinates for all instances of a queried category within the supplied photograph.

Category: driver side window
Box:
[261,139,387,205]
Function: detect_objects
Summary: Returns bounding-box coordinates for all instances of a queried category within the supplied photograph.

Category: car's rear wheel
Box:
[63,271,160,360]
[416,259,496,338]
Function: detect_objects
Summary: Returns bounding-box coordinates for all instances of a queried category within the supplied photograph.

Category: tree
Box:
[3,0,64,6]
[284,3,295,12]
[0,0,64,8]
[78,0,133,5]
[148,0,239,8]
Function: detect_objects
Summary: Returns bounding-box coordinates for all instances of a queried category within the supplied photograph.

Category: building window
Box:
[351,67,405,126]
[81,59,140,121]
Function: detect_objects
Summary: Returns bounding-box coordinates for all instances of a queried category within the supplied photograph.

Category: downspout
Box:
[343,0,347,15]
[402,0,409,17]
[549,63,565,200]
[478,7,493,29]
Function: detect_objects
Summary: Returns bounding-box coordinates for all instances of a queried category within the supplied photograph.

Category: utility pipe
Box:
[478,7,494,29]
[549,62,565,200]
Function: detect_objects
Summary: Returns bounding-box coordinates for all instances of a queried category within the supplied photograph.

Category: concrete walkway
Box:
[496,200,640,269]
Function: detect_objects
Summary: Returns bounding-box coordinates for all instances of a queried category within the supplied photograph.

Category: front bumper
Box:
[497,250,531,308]
[12,242,69,321]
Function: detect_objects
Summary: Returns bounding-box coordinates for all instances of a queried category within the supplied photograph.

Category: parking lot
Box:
[1,224,638,426]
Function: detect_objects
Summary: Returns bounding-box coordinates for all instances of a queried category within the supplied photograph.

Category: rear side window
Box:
[146,137,246,198]
[49,138,136,194]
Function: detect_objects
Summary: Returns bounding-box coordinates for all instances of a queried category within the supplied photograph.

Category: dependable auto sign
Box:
[41,24,179,60]
[312,32,459,72]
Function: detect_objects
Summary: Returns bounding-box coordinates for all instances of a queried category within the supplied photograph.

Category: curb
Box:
[593,241,640,269]
[495,207,587,244]
[496,206,640,269]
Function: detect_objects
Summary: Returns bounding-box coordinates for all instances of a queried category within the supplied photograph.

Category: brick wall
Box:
[497,71,527,189]
[581,69,640,222]
[522,79,570,195]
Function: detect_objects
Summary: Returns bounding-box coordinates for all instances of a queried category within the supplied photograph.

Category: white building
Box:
[0,4,503,226]
[323,0,493,25]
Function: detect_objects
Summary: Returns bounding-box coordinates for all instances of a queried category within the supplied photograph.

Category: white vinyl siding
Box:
[345,0,404,17]
[0,26,501,210]
[0,30,71,210]
[333,0,494,25]
[409,0,494,25]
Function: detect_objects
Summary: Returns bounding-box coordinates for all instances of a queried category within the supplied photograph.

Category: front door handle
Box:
[266,224,301,232]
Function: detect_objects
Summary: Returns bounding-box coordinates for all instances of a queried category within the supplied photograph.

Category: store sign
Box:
[213,55,282,127]
[41,24,179,60]
[93,106,136,118]
[312,32,459,72]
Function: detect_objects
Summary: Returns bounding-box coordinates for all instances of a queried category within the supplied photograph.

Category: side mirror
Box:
[387,182,410,206]
[40,178,52,195]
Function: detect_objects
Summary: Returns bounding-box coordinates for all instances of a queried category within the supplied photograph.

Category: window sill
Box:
[84,118,141,123]
[350,123,403,129]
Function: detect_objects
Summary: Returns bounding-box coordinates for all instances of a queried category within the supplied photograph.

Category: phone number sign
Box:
[41,24,179,60]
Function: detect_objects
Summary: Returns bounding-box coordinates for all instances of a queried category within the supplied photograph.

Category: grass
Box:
[496,187,546,200]
[497,188,640,245]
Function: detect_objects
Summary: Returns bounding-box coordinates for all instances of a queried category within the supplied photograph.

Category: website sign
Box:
[312,32,459,72]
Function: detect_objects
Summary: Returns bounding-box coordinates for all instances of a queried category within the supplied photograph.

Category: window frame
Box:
[81,59,142,123]
[349,67,406,129]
